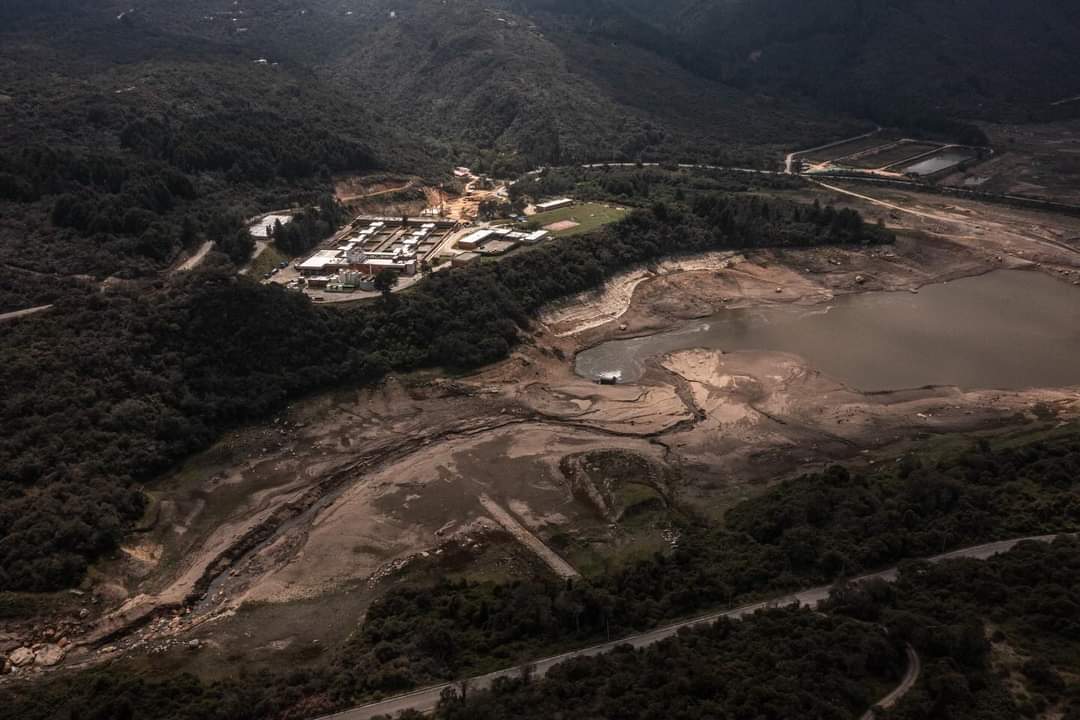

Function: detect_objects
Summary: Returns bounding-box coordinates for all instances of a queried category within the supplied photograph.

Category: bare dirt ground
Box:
[174,241,214,273]
[334,176,417,204]
[941,120,1080,205]
[7,185,1080,683]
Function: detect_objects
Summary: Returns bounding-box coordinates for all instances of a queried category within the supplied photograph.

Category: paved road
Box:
[314,534,1060,720]
[0,304,53,324]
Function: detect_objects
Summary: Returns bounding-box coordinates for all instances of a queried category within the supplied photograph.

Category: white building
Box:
[297,249,346,276]
[535,198,574,212]
[458,229,496,250]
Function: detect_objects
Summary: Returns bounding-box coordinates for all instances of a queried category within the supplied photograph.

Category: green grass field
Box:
[529,202,629,237]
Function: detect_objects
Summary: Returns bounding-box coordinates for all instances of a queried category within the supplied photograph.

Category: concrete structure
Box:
[355,256,417,277]
[535,198,574,212]
[298,250,347,276]
[477,239,518,256]
[458,229,496,250]
[457,227,548,254]
[326,271,361,293]
[247,213,294,239]
[452,252,481,268]
[521,230,549,245]
[286,216,459,299]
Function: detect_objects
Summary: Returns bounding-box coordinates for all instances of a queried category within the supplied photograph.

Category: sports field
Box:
[530,202,629,237]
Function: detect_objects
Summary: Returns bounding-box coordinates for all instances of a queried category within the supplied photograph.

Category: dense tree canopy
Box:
[4,430,1077,720]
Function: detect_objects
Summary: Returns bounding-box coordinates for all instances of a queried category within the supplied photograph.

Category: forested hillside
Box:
[4,429,1077,719]
[0,1,419,311]
[6,0,1077,311]
[610,0,1080,125]
[832,538,1080,719]
[432,611,906,720]
[404,537,1080,720]
[85,0,858,175]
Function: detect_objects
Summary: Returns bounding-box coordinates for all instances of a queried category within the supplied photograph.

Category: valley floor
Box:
[4,183,1080,688]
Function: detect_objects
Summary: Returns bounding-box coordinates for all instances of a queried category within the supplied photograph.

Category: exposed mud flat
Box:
[14,188,1080,682]
[656,348,1079,510]
[540,251,742,337]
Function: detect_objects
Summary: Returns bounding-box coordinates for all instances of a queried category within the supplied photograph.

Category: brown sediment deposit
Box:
[12,189,1080,682]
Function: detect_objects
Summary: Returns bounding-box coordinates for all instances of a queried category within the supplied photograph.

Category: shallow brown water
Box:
[576,270,1080,391]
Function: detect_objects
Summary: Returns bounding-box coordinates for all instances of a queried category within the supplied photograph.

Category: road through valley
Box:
[316,535,1060,720]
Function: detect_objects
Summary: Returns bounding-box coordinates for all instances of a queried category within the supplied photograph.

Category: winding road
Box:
[861,644,921,720]
[313,534,1060,720]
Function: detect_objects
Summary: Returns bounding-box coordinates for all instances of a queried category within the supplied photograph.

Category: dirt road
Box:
[815,180,1080,261]
[314,535,1060,720]
[338,181,416,204]
[0,304,53,324]
[861,645,921,720]
[175,241,213,273]
[785,128,883,174]
[239,240,270,276]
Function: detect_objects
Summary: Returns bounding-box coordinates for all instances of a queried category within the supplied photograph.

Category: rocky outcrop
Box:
[4,642,67,671]
[7,647,34,667]
[34,644,66,667]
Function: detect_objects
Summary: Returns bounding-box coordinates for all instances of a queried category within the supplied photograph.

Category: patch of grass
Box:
[879,421,1078,468]
[248,243,289,278]
[528,202,629,237]
[615,482,663,515]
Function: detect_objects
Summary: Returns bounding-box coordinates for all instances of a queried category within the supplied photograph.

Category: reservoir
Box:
[902,151,973,176]
[575,270,1080,391]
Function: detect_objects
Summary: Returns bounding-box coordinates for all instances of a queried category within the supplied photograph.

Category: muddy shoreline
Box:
[5,184,1080,683]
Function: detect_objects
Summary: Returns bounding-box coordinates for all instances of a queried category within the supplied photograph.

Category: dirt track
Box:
[174,241,213,273]
[0,304,53,323]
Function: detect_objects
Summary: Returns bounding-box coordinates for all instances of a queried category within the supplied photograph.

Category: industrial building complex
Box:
[294,217,455,292]
[281,201,560,297]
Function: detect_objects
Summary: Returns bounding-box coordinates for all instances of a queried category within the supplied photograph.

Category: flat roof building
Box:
[458,229,496,250]
[477,239,518,256]
[298,249,346,275]
[354,257,417,277]
[535,198,574,212]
